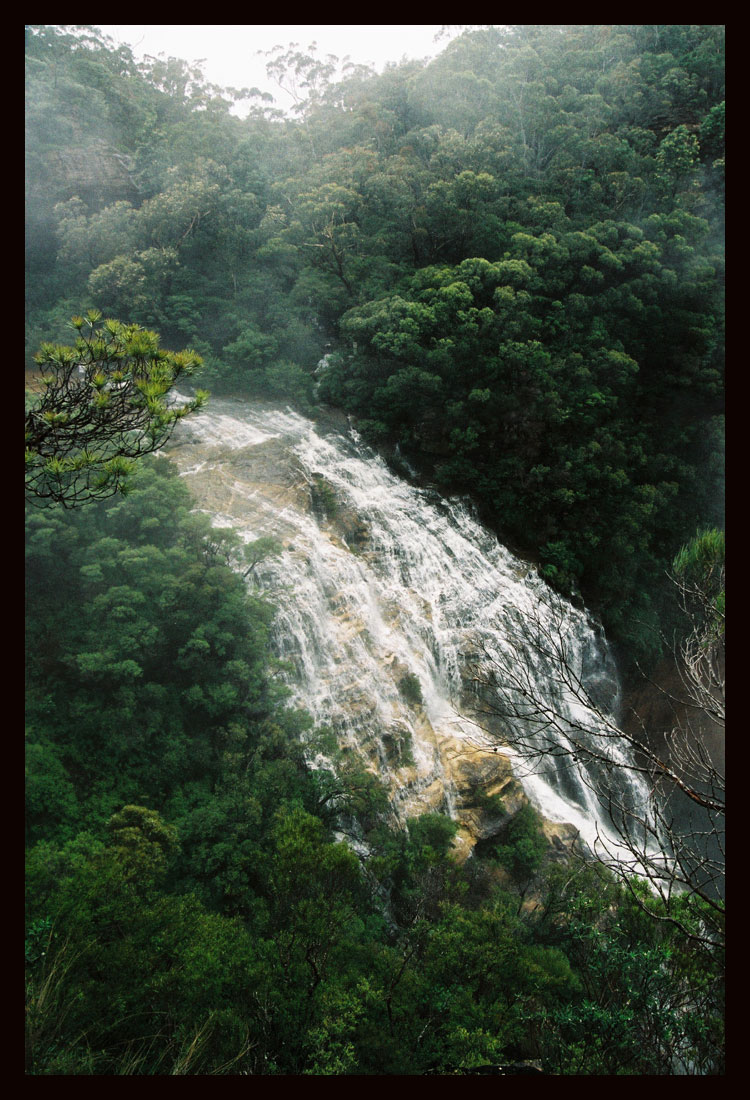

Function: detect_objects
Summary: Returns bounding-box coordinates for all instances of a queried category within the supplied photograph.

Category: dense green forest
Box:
[26,23,725,658]
[25,458,724,1074]
[26,26,724,1074]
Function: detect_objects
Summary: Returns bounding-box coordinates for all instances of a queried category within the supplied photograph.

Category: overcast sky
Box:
[95,25,452,113]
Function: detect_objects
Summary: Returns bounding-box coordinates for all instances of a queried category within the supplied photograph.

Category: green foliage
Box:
[493,802,547,884]
[310,475,338,519]
[26,312,207,506]
[672,526,725,644]
[673,527,725,593]
[25,457,280,837]
[106,804,180,887]
[529,868,724,1074]
[397,671,423,706]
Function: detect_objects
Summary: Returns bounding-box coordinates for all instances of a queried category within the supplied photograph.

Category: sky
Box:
[95,25,453,114]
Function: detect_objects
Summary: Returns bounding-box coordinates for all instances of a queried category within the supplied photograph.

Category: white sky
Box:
[95,25,451,113]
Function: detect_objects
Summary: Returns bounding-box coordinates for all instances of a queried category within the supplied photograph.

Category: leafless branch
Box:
[457,581,724,945]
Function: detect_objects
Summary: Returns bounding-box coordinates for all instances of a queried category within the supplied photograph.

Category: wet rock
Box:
[166,397,636,863]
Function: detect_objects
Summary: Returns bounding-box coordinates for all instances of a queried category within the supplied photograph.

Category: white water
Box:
[169,396,654,858]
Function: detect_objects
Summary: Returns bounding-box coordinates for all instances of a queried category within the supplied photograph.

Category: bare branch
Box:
[457,571,724,946]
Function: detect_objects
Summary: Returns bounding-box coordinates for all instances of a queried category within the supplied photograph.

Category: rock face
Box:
[621,654,725,896]
[166,397,634,860]
[26,135,140,270]
[622,657,725,776]
[27,139,140,209]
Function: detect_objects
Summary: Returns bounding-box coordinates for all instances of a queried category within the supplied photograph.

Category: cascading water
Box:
[167,395,656,863]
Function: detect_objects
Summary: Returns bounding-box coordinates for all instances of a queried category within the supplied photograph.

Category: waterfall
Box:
[168,396,655,862]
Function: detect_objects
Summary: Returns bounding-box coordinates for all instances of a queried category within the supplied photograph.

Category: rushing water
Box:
[168,396,654,859]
